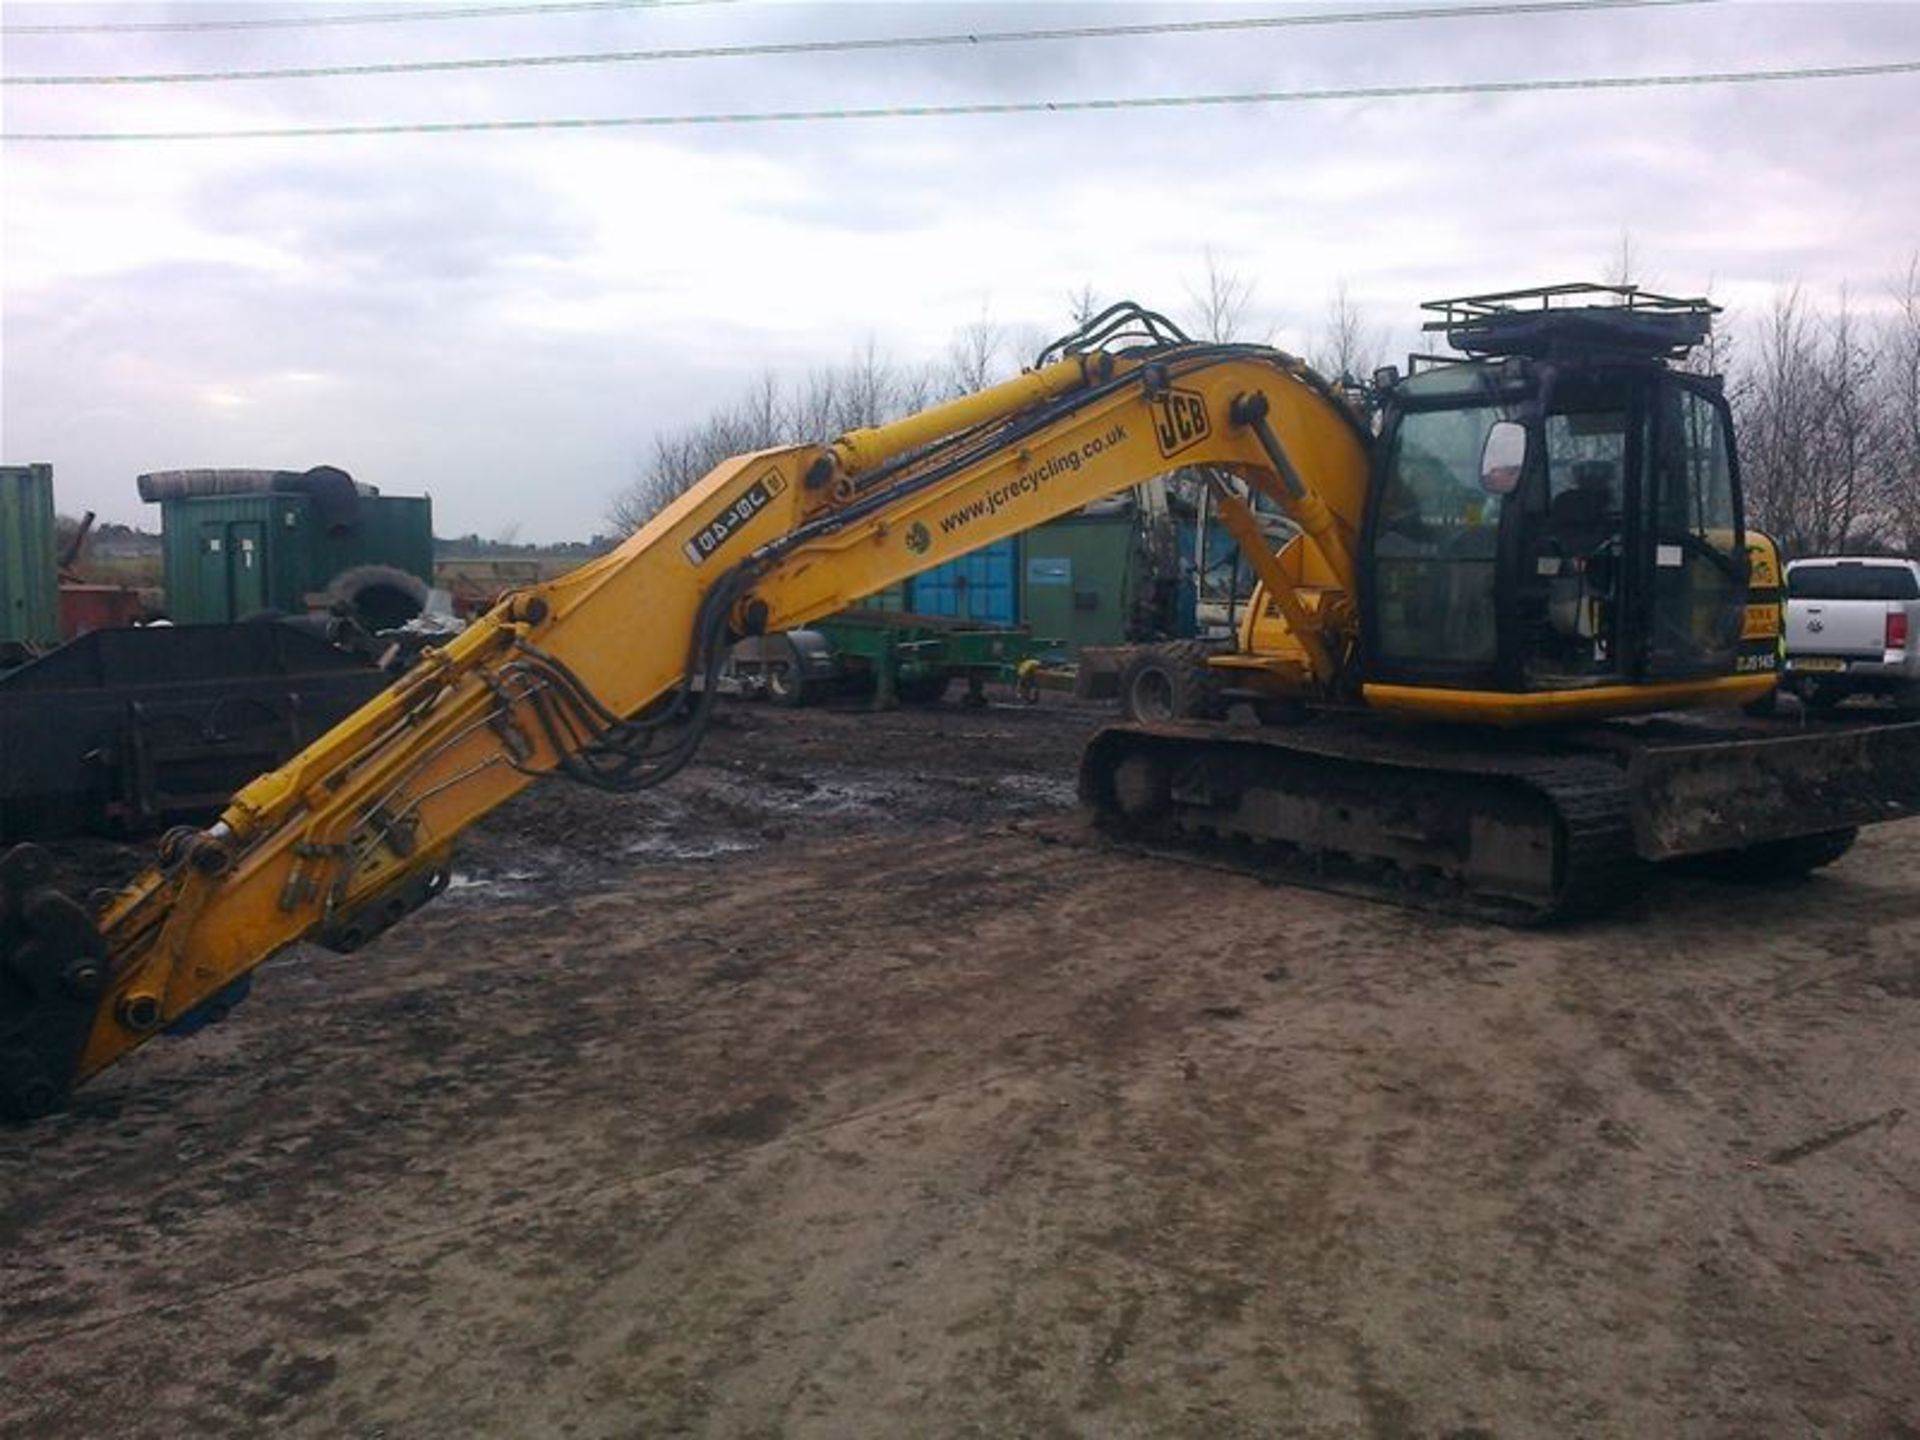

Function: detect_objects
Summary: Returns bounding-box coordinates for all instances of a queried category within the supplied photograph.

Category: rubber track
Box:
[1079,720,1642,925]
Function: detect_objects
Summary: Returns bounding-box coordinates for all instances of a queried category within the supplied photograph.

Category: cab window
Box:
[1645,384,1743,674]
[1374,404,1512,667]
[1522,397,1631,682]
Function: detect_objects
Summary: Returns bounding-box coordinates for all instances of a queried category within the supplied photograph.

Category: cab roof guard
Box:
[1420,282,1720,361]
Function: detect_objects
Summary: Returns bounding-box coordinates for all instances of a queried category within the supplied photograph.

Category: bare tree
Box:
[791,365,842,448]
[943,308,1005,398]
[1184,248,1262,342]
[833,336,897,432]
[735,370,787,450]
[608,341,924,532]
[894,359,941,418]
[1603,229,1650,289]
[606,367,803,533]
[1736,283,1893,555]
[1680,281,1736,380]
[607,416,743,534]
[1017,323,1055,366]
[1809,286,1885,549]
[1738,285,1822,552]
[1311,278,1387,382]
[1065,283,1104,328]
[1882,255,1920,554]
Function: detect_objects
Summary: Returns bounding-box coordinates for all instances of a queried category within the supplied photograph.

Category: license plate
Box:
[1793,656,1846,673]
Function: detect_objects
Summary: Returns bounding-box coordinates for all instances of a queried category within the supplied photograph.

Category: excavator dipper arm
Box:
[0,324,1371,1117]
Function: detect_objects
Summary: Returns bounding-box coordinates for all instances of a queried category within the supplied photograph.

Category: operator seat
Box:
[1548,461,1617,532]
[1541,460,1622,649]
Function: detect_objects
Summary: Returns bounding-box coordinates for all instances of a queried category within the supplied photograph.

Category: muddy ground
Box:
[3,691,1918,1439]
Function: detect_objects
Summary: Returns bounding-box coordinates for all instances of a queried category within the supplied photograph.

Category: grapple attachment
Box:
[0,846,108,1121]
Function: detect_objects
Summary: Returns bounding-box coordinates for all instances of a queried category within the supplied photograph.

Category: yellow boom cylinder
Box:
[827,354,1099,478]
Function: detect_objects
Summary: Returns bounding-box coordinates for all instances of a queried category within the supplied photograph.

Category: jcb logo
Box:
[1151,388,1211,459]
[683,469,788,566]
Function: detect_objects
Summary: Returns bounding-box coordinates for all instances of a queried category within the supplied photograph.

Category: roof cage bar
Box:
[1420,281,1718,332]
[1414,280,1720,361]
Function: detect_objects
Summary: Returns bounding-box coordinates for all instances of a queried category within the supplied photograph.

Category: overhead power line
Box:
[12,59,1916,142]
[6,0,1718,87]
[0,0,733,37]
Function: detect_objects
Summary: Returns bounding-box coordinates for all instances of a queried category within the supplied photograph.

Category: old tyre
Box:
[1119,641,1224,723]
[764,659,811,708]
[326,564,430,632]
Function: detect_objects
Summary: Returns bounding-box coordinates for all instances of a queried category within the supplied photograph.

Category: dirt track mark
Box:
[1766,1106,1907,1166]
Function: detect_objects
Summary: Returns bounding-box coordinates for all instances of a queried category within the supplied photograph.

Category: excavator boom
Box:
[1,322,1372,1117]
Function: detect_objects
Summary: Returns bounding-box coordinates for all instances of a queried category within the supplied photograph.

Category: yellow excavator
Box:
[6,283,1919,1119]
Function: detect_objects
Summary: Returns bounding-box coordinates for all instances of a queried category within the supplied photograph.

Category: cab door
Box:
[1640,380,1746,679]
[1516,375,1636,687]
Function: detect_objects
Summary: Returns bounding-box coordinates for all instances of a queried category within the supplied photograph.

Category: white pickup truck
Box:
[1783,556,1920,708]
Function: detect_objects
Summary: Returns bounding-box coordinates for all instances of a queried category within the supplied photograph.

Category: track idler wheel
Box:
[0,846,108,1122]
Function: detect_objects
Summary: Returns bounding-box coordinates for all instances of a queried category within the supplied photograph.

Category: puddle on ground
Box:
[623,836,761,861]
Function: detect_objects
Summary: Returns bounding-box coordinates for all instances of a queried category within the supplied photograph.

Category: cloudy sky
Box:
[4,0,1917,540]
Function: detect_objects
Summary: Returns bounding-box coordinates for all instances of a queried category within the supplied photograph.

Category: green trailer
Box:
[0,464,60,659]
[730,609,1060,708]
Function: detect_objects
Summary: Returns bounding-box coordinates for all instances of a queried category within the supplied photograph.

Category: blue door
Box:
[908,538,1020,624]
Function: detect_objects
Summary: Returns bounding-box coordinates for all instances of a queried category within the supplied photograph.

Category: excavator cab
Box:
[1363,285,1755,700]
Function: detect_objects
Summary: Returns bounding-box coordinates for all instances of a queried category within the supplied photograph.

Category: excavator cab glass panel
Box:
[1373,402,1515,670]
[1643,381,1745,677]
[1518,382,1633,684]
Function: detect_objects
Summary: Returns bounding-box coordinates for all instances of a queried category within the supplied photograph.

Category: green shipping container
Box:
[1019,509,1138,655]
[0,464,61,649]
[160,492,433,624]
